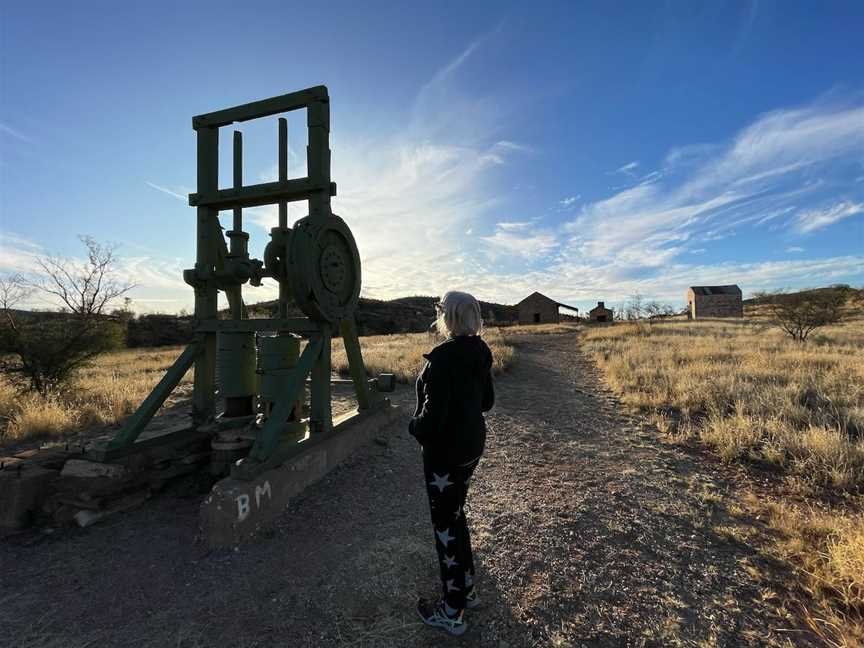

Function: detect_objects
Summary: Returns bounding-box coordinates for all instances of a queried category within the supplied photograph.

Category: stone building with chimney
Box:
[589,301,614,322]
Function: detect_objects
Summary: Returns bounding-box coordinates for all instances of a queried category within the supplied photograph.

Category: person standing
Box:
[410,291,495,636]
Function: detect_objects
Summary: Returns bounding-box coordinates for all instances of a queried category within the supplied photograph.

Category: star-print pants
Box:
[423,453,480,610]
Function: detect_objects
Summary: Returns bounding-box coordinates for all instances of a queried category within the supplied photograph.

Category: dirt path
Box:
[1,332,813,647]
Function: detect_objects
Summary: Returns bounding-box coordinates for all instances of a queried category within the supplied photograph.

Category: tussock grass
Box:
[583,317,864,642]
[583,318,864,490]
[0,346,193,447]
[1,329,515,448]
[756,498,864,645]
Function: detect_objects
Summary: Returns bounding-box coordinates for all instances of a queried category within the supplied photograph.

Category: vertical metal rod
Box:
[278,117,289,323]
[307,101,331,220]
[192,126,219,424]
[232,130,242,232]
[278,117,288,228]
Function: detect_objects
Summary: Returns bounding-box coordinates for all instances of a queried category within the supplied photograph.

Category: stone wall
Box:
[694,294,743,318]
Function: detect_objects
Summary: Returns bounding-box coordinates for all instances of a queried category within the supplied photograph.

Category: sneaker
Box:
[416,598,467,636]
[464,588,481,610]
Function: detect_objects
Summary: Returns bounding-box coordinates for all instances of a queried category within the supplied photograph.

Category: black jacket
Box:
[409,335,495,465]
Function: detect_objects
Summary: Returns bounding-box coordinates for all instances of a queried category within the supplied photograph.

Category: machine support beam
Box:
[192,85,328,129]
[189,178,336,210]
[106,344,202,450]
[192,126,220,424]
[309,327,332,435]
[340,318,372,410]
[247,338,323,462]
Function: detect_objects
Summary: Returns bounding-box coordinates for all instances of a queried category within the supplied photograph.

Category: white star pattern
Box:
[429,473,453,493]
[436,527,455,547]
[446,579,460,592]
[442,554,458,569]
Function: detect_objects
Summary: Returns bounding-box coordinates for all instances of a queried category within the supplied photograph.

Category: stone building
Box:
[516,292,579,324]
[686,285,743,319]
[588,301,614,322]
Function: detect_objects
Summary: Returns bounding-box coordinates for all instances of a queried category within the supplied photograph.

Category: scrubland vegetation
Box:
[583,314,864,643]
[0,327,515,448]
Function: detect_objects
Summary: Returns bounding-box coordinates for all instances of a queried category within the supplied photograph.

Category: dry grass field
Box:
[0,327,516,449]
[582,315,864,643]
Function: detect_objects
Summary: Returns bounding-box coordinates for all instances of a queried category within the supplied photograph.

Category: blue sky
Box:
[1,1,862,313]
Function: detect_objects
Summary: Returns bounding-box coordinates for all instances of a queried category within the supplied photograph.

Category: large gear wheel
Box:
[288,214,361,322]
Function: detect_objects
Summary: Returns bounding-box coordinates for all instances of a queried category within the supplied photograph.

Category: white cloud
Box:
[793,201,864,234]
[615,161,640,175]
[559,195,580,206]
[786,246,805,253]
[145,181,189,202]
[496,221,532,230]
[480,226,558,259]
[0,123,33,144]
[564,99,864,273]
[0,231,42,273]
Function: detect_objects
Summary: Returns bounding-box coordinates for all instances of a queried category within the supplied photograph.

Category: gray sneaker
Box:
[416,598,467,636]
[465,588,481,610]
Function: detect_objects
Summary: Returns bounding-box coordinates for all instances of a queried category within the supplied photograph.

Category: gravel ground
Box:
[0,331,818,647]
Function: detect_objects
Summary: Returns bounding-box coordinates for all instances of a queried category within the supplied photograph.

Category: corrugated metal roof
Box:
[689,285,741,296]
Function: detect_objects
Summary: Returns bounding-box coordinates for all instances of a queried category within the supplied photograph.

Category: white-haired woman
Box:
[410,291,495,636]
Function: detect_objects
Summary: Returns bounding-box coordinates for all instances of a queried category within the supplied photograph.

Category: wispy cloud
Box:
[480,224,558,259]
[786,246,805,253]
[614,160,639,175]
[564,99,864,275]
[559,195,580,206]
[145,181,189,202]
[0,123,34,144]
[793,201,864,234]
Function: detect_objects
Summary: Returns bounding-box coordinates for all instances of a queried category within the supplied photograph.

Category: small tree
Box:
[624,293,645,320]
[0,237,133,395]
[645,300,675,320]
[754,287,851,342]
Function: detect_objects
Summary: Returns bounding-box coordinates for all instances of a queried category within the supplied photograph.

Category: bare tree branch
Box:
[29,236,135,318]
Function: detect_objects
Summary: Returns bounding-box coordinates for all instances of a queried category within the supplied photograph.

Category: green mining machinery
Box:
[96,86,394,481]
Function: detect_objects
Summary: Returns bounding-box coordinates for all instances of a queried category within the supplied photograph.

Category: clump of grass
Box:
[756,499,864,644]
[583,318,864,490]
[584,316,864,643]
[0,346,193,447]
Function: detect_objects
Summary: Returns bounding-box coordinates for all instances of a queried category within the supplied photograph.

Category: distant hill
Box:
[743,285,861,306]
[245,295,518,336]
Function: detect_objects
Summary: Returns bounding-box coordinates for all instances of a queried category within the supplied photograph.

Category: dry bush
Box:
[582,318,864,490]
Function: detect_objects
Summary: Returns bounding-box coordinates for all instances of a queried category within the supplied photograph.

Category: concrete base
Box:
[200,401,403,549]
[0,464,59,529]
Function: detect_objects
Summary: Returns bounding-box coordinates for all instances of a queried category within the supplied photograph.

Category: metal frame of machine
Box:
[97,86,389,480]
